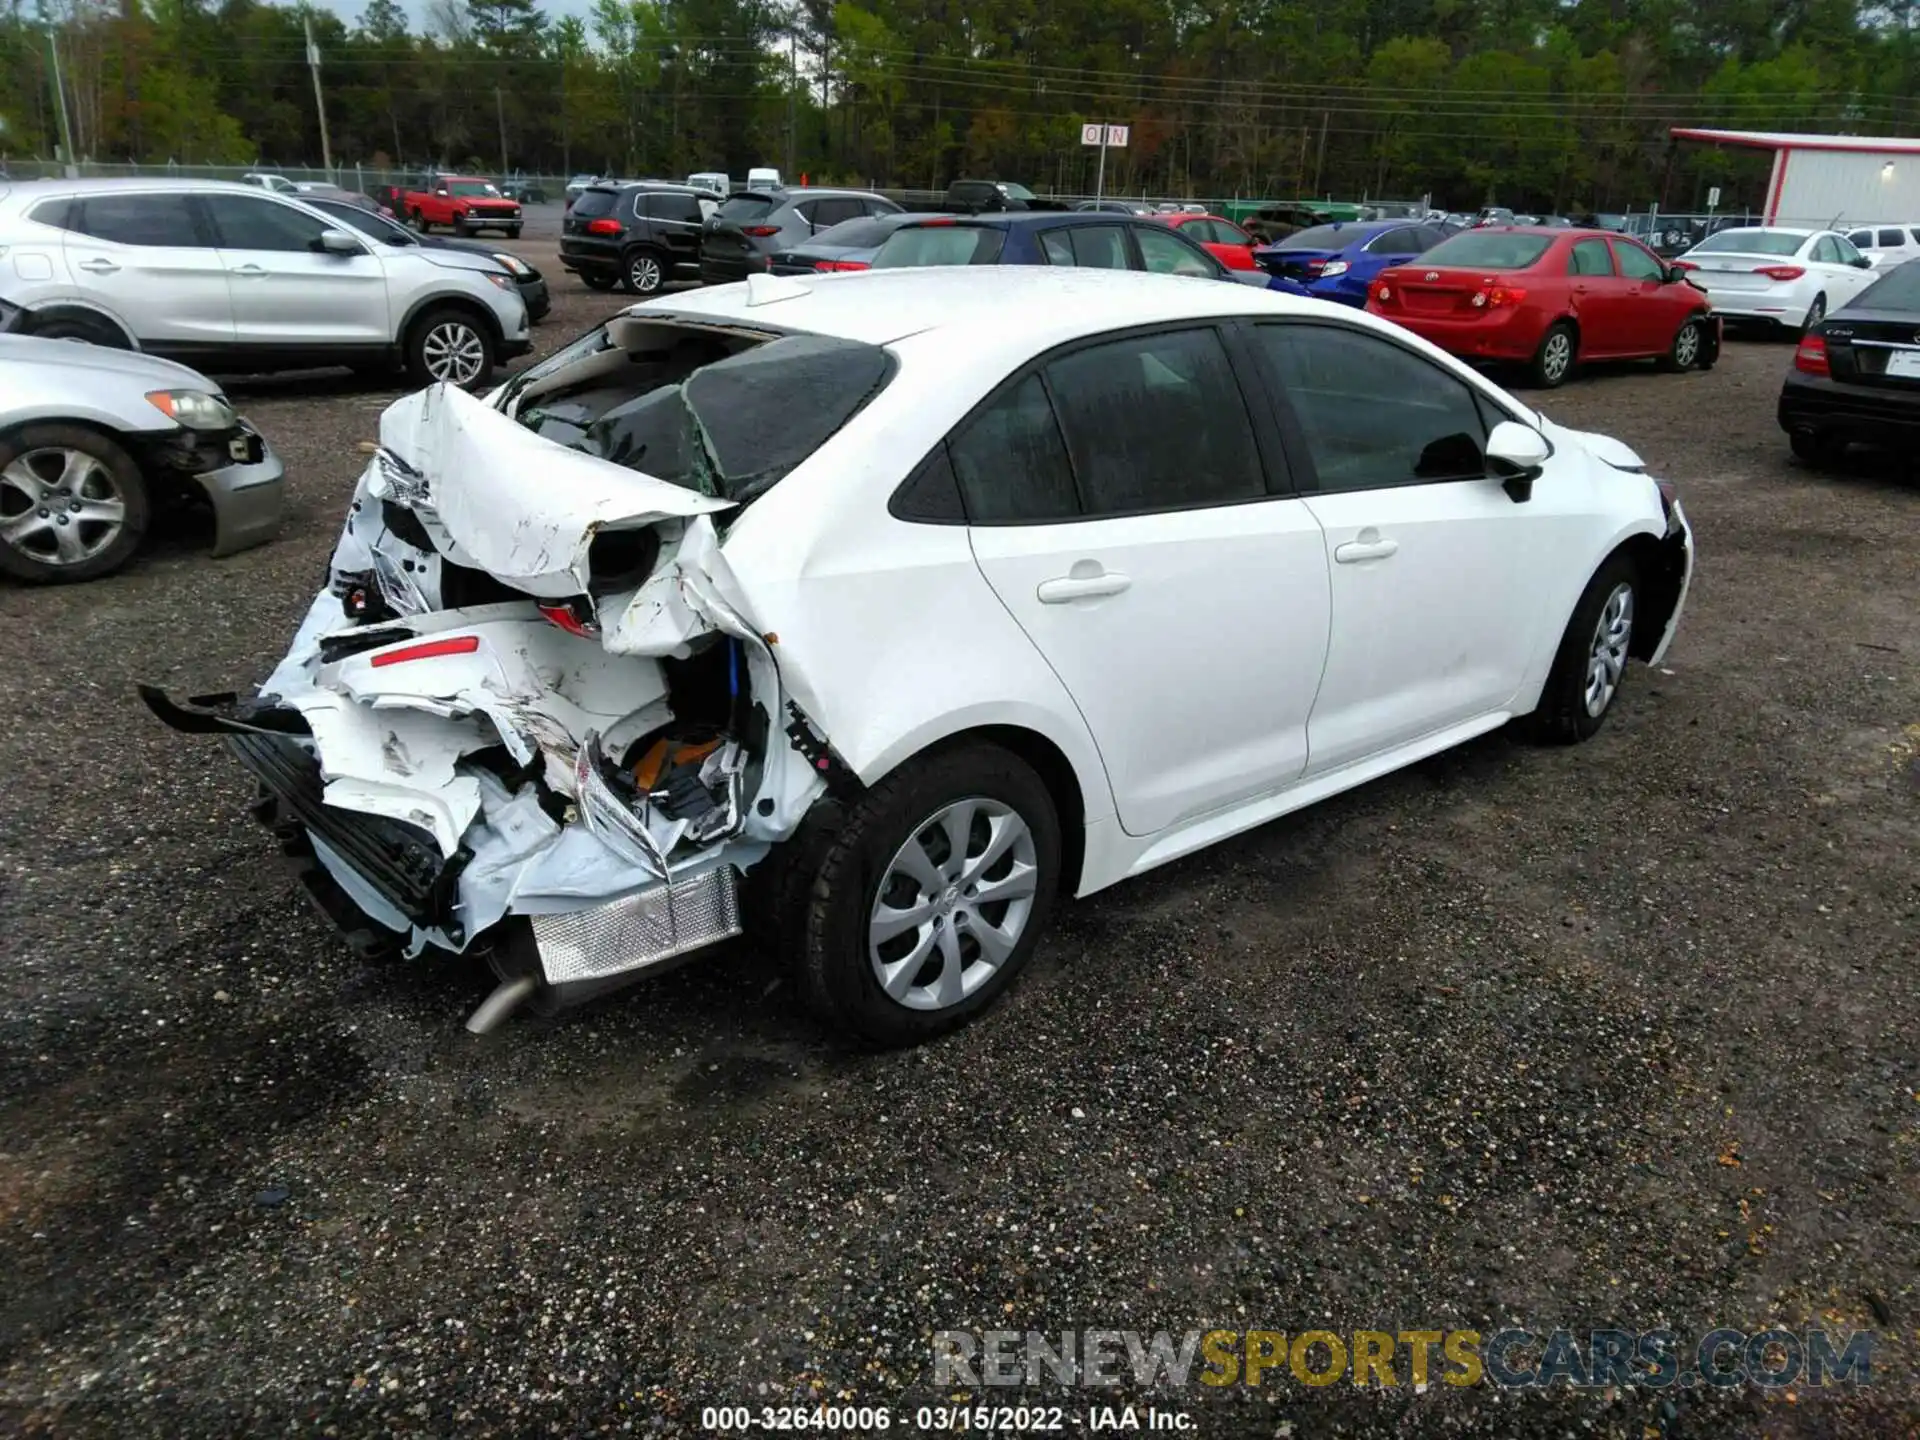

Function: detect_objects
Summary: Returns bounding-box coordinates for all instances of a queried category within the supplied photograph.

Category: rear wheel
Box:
[404,307,494,389]
[1523,552,1638,744]
[1660,317,1705,372]
[1529,321,1577,388]
[623,249,665,296]
[785,743,1061,1048]
[580,272,617,292]
[0,423,150,584]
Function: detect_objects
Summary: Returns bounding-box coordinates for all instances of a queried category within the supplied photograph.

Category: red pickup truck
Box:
[400,176,523,238]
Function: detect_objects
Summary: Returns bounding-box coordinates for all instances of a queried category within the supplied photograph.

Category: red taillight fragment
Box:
[812,259,869,272]
[741,225,781,237]
[1793,334,1830,375]
[1756,265,1806,281]
[370,635,481,668]
[1370,281,1393,304]
[537,600,599,639]
[584,218,622,236]
[1471,286,1528,309]
[917,218,957,227]
[1669,259,1699,271]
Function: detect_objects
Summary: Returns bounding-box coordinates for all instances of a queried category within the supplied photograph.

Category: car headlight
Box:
[146,389,238,430]
[1318,260,1350,278]
[481,271,517,292]
[492,253,531,276]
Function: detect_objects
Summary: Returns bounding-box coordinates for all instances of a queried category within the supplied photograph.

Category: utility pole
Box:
[46,23,78,176]
[1312,111,1329,197]
[304,12,334,177]
[495,84,508,177]
[1095,125,1109,201]
[785,32,797,182]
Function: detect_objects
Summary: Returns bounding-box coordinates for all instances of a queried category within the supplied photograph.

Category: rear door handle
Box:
[1334,530,1399,564]
[1037,568,1131,603]
[76,258,119,274]
[229,264,268,277]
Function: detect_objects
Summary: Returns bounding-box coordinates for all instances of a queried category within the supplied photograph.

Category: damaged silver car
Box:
[145,269,1693,1045]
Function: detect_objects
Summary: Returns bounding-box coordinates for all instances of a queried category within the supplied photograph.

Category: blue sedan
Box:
[1253,220,1457,306]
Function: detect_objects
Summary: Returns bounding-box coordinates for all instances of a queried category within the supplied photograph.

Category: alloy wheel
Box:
[629,253,663,294]
[1542,331,1573,383]
[867,797,1040,1012]
[1673,322,1700,368]
[421,322,487,385]
[1584,582,1634,718]
[0,447,127,568]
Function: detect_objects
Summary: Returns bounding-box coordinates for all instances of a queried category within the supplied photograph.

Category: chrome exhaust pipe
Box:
[465,974,539,1034]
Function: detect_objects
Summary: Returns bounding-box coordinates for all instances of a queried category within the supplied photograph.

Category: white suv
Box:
[0,179,531,387]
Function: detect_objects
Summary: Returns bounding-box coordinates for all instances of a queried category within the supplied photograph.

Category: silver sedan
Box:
[0,334,284,583]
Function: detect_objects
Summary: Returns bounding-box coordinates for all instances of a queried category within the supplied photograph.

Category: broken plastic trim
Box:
[573,731,671,878]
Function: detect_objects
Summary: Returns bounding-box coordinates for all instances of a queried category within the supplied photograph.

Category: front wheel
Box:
[623,249,665,296]
[404,307,494,389]
[0,423,150,583]
[1660,317,1705,372]
[1529,321,1577,388]
[789,743,1061,1048]
[1523,552,1639,744]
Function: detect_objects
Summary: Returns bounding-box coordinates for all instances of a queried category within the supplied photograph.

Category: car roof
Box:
[634,266,1358,350]
[0,176,287,198]
[896,211,1152,230]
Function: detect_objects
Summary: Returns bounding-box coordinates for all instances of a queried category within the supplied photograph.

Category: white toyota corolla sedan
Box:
[144,267,1694,1047]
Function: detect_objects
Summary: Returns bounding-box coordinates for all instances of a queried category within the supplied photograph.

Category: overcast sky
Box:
[311,0,600,31]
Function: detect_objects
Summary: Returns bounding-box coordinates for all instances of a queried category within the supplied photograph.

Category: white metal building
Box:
[1671,128,1920,226]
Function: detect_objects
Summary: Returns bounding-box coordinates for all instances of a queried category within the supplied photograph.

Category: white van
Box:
[686,171,729,198]
[1844,224,1920,271]
[746,166,782,190]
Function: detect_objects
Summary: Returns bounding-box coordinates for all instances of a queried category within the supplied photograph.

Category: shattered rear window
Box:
[515,327,895,507]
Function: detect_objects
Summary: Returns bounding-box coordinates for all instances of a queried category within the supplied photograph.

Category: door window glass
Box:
[948,373,1080,523]
[1068,225,1130,269]
[1043,328,1265,515]
[1134,224,1219,275]
[646,191,703,224]
[1254,324,1489,491]
[1569,239,1614,276]
[1612,240,1664,280]
[75,193,202,247]
[203,195,331,251]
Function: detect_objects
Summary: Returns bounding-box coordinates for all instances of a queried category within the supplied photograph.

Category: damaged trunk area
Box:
[145,315,895,1031]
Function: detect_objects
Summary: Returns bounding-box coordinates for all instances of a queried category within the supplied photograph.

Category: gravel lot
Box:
[1,248,1916,1438]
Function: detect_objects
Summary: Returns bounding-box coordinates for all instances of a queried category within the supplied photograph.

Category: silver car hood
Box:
[412,248,514,277]
[0,333,215,390]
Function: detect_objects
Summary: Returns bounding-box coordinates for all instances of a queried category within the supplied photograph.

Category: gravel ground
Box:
[1,255,1916,1438]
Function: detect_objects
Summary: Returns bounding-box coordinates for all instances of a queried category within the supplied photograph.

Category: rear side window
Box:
[1059,224,1130,269]
[570,188,620,219]
[805,196,864,229]
[645,192,703,224]
[1879,229,1905,249]
[948,373,1079,523]
[872,225,1007,268]
[1419,230,1553,269]
[1364,228,1421,255]
[1568,239,1613,276]
[203,194,331,252]
[74,193,202,247]
[1044,328,1265,515]
[28,198,76,230]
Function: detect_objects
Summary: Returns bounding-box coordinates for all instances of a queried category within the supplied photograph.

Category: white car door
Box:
[199,192,390,346]
[1818,232,1879,306]
[57,191,234,347]
[957,324,1333,838]
[1246,321,1588,776]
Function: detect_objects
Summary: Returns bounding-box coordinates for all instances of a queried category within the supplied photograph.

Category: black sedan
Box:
[1779,260,1920,467]
[765,211,938,275]
[304,197,551,323]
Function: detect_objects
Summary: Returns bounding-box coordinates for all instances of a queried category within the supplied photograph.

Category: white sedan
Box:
[144,268,1694,1047]
[1674,226,1880,330]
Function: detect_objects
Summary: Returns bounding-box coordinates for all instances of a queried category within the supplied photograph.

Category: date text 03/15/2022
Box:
[699,1405,1192,1431]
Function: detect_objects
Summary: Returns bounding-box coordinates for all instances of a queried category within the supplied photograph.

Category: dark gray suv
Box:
[559,182,709,295]
[699,188,902,284]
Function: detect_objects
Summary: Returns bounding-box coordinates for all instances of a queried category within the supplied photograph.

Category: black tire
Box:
[408,209,427,232]
[29,311,131,348]
[784,742,1062,1048]
[1789,428,1845,468]
[579,272,618,292]
[1659,317,1705,373]
[622,248,666,296]
[1802,294,1827,333]
[1528,321,1577,388]
[403,306,495,389]
[0,423,150,584]
[1522,551,1640,744]
[452,215,472,237]
[503,227,522,239]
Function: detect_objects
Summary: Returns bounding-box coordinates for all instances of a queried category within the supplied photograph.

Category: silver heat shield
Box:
[528,865,743,986]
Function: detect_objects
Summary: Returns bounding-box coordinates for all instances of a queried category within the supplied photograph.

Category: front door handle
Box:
[229,264,268,277]
[76,258,119,274]
[1037,564,1131,604]
[1334,529,1399,564]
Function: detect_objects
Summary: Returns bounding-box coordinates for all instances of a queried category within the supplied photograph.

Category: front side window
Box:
[74,193,202,247]
[1253,324,1489,492]
[1042,328,1265,515]
[1832,234,1865,264]
[1569,239,1614,276]
[203,195,332,251]
[1847,230,1873,248]
[320,203,408,243]
[1612,239,1665,280]
[1134,225,1219,276]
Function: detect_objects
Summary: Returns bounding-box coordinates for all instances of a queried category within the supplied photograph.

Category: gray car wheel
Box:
[624,250,665,295]
[405,308,494,389]
[0,423,150,583]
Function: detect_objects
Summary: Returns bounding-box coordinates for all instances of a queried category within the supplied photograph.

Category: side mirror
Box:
[1485,420,1551,503]
[435,187,450,197]
[1852,256,1873,269]
[316,228,362,256]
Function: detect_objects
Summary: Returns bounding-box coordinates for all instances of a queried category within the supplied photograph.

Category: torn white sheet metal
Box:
[377,383,734,598]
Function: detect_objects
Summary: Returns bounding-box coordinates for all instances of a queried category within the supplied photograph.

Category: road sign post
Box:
[1081,122,1129,202]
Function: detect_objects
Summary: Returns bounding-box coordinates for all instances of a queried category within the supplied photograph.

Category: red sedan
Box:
[1365,227,1718,387]
[1153,212,1260,271]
